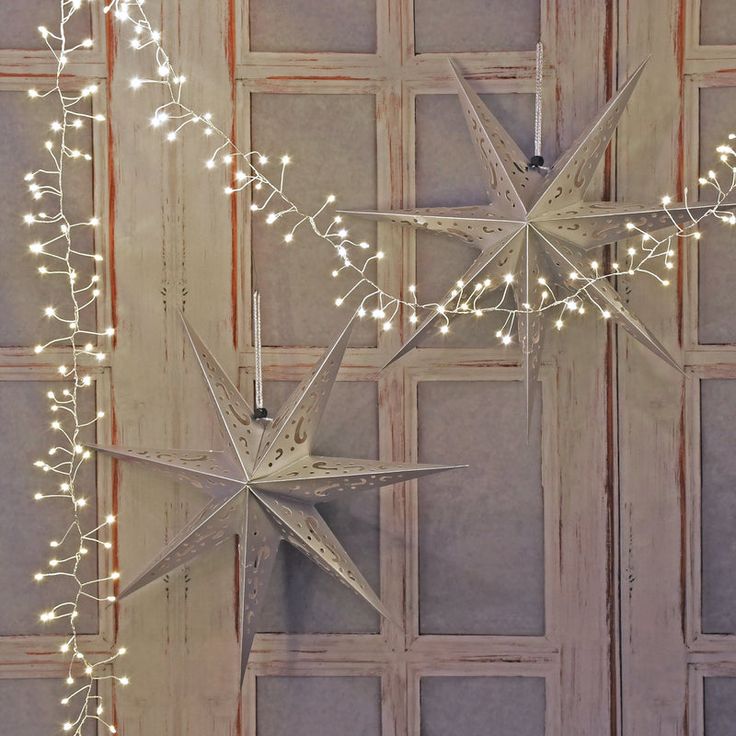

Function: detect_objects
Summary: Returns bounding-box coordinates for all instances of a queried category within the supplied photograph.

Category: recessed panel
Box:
[0,678,96,736]
[250,92,377,348]
[420,676,546,736]
[698,87,736,344]
[414,92,535,349]
[700,379,736,634]
[0,381,98,636]
[700,0,736,46]
[704,677,736,736]
[249,0,376,53]
[414,0,541,53]
[259,380,381,634]
[417,380,545,635]
[0,91,95,347]
[0,1,91,50]
[257,676,381,736]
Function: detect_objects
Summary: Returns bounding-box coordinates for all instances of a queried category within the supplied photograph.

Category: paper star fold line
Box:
[91,314,460,686]
[343,58,713,429]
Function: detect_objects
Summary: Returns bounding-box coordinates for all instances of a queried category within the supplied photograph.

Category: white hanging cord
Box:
[253,291,266,417]
[533,42,544,164]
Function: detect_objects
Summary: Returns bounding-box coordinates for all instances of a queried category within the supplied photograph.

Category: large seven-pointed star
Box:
[92,316,458,686]
[343,58,709,426]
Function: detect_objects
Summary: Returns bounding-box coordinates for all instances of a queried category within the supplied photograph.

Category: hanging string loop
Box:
[253,291,268,419]
[530,41,545,169]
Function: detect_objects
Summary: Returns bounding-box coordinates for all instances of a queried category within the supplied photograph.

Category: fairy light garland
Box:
[26,1,127,734]
[102,0,736,346]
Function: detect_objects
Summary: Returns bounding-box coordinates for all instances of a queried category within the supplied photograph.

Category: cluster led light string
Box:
[26,1,127,733]
[104,0,736,343]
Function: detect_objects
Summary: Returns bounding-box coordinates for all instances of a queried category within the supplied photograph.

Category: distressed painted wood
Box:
[10,0,736,734]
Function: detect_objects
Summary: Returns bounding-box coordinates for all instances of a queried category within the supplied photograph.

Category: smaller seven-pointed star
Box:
[342,58,713,430]
[91,315,460,686]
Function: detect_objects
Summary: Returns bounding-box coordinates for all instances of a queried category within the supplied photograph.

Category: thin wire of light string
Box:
[105,0,736,344]
[534,41,543,159]
[104,0,736,342]
[26,2,127,734]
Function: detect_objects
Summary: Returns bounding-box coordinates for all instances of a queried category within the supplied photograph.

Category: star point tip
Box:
[335,208,378,220]
[335,310,358,339]
[381,342,415,371]
[427,463,468,472]
[446,56,462,75]
[624,57,649,85]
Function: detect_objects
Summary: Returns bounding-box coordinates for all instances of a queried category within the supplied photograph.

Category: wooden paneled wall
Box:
[1,2,735,735]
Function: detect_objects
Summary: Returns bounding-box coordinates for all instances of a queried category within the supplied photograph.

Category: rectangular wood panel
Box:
[699,378,736,634]
[248,0,377,53]
[699,0,736,46]
[416,380,545,636]
[0,677,97,736]
[0,380,97,637]
[0,1,91,50]
[256,675,381,736]
[419,676,546,736]
[249,91,378,348]
[0,90,95,348]
[698,86,736,344]
[413,0,541,53]
[704,677,736,736]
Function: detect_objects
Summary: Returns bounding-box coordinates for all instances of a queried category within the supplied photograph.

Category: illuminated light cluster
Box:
[102,0,736,347]
[27,2,127,734]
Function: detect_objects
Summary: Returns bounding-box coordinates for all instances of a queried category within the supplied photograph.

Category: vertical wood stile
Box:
[617,0,688,734]
[552,2,615,734]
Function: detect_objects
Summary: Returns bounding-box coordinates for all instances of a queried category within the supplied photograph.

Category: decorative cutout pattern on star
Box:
[91,315,460,686]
